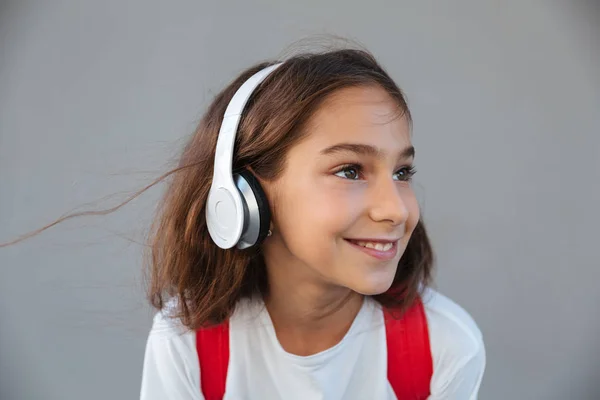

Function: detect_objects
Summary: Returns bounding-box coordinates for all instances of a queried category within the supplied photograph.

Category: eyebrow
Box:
[320,143,415,160]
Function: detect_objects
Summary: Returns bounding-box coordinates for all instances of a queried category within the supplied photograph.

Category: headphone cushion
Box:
[237,169,271,245]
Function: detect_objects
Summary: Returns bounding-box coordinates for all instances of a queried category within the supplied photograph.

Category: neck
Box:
[262,246,364,356]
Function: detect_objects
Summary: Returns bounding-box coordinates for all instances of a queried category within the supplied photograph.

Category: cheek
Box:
[273,182,356,262]
[282,179,358,230]
[282,196,341,242]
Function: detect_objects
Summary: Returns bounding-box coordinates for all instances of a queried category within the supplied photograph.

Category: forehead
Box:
[300,85,411,151]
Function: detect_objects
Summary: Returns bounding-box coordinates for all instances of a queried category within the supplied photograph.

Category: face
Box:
[261,85,420,296]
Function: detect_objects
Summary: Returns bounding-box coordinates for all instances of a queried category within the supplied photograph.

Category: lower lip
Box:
[344,239,399,261]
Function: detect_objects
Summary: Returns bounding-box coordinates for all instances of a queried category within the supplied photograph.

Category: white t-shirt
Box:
[140,288,485,400]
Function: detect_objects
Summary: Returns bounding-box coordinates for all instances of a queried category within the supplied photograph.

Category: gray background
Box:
[1,1,598,399]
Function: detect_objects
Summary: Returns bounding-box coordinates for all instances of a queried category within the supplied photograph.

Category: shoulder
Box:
[421,288,486,398]
[140,300,201,400]
[144,298,197,362]
[422,288,484,349]
[147,298,193,339]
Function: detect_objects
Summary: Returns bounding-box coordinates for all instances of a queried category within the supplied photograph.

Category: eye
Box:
[334,164,362,180]
[393,165,416,181]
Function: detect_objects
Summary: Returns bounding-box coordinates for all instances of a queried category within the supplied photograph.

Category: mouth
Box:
[344,238,400,261]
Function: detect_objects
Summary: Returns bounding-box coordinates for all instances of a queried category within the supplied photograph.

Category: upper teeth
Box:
[356,241,394,251]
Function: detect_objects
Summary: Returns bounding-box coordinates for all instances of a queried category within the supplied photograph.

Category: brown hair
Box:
[1,48,435,329]
[147,48,434,329]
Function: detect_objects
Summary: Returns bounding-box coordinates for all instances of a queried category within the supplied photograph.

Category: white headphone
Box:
[206,63,283,249]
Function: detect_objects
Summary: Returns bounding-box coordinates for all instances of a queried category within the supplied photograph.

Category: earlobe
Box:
[267,219,275,237]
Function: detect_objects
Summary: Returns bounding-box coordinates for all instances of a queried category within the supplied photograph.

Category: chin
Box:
[349,275,395,296]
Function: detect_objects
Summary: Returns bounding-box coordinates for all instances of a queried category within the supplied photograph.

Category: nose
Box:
[367,178,409,226]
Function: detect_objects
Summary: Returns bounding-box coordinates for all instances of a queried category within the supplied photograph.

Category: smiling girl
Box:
[137,48,486,399]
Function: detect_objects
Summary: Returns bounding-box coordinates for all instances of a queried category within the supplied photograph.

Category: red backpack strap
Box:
[384,297,433,400]
[196,321,230,400]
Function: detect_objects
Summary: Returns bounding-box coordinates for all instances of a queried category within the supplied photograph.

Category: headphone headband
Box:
[214,63,283,179]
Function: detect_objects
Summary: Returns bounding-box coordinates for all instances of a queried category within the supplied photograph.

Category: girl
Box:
[140,48,486,399]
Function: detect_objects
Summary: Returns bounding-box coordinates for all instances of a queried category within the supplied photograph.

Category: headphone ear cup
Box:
[236,169,271,247]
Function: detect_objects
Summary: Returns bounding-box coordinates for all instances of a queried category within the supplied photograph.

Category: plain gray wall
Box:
[1,1,598,399]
